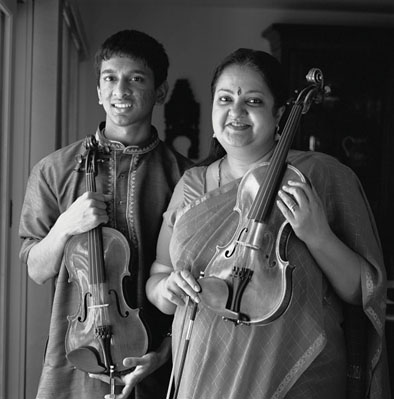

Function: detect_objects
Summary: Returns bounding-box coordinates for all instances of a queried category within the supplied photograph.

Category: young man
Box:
[19,29,191,399]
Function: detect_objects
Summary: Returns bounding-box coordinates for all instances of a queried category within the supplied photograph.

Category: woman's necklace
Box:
[217,156,226,188]
[217,144,277,188]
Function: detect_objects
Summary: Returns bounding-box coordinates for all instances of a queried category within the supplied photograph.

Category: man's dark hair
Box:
[94,29,169,88]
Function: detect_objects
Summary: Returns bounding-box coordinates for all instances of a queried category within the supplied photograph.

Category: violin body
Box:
[64,226,149,373]
[197,68,325,326]
[199,163,306,325]
[64,136,149,377]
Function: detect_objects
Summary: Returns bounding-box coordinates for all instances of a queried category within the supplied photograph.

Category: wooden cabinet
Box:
[263,24,394,279]
[263,24,394,393]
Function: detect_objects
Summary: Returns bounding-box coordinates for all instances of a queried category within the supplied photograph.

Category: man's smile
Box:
[112,103,132,109]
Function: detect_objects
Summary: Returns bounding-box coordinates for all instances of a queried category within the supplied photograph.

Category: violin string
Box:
[230,105,303,318]
[88,158,103,327]
[87,171,96,325]
[250,104,302,222]
[266,105,301,190]
[232,105,302,271]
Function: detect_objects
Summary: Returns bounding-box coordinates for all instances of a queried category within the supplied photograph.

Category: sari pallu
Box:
[165,150,389,399]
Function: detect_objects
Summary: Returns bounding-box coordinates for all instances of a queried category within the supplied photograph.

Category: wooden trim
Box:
[63,0,88,59]
[0,2,14,397]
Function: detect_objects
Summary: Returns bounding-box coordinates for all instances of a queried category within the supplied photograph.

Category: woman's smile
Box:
[212,64,281,156]
[226,120,250,131]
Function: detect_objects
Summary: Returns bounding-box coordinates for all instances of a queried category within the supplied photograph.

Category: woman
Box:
[146,49,389,398]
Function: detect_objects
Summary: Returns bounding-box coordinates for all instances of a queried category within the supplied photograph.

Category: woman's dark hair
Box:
[211,48,288,109]
[94,29,169,88]
[200,48,288,166]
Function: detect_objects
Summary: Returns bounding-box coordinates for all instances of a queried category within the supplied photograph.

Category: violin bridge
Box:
[235,240,260,250]
[88,303,110,309]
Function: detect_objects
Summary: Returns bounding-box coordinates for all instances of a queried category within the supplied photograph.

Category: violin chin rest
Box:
[199,276,229,308]
[67,347,107,374]
[199,276,250,324]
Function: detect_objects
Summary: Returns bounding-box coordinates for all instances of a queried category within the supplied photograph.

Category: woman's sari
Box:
[163,150,389,399]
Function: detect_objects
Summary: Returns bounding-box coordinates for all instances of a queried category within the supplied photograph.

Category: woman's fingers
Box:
[165,270,200,305]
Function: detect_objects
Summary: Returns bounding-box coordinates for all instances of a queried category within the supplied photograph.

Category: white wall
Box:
[4,1,62,398]
[76,3,394,160]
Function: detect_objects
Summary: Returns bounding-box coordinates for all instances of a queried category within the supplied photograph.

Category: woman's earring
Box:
[275,125,280,141]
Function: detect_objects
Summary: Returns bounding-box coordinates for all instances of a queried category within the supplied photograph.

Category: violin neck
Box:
[88,227,106,285]
[248,104,303,223]
[86,152,106,285]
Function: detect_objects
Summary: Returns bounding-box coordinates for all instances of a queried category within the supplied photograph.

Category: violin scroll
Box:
[85,134,98,151]
[305,68,323,86]
[295,68,325,114]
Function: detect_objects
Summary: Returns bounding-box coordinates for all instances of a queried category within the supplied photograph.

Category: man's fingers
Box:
[123,356,149,368]
[88,373,110,384]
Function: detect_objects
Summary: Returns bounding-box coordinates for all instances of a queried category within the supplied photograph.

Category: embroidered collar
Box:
[95,122,160,155]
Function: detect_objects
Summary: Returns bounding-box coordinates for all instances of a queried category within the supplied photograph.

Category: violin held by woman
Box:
[146,48,389,399]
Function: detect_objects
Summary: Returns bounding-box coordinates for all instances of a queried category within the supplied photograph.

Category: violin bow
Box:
[166,296,199,399]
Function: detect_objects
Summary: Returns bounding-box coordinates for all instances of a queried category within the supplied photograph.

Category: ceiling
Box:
[74,0,394,14]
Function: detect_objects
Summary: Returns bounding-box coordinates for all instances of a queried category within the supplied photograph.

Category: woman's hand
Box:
[277,179,331,246]
[161,270,201,307]
[276,179,362,305]
[90,337,171,399]
[146,263,200,315]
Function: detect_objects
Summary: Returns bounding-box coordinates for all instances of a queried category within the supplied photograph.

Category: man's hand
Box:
[57,192,111,237]
[26,191,112,284]
[90,337,171,399]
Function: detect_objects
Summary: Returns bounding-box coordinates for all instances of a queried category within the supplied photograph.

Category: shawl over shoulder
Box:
[163,150,389,399]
